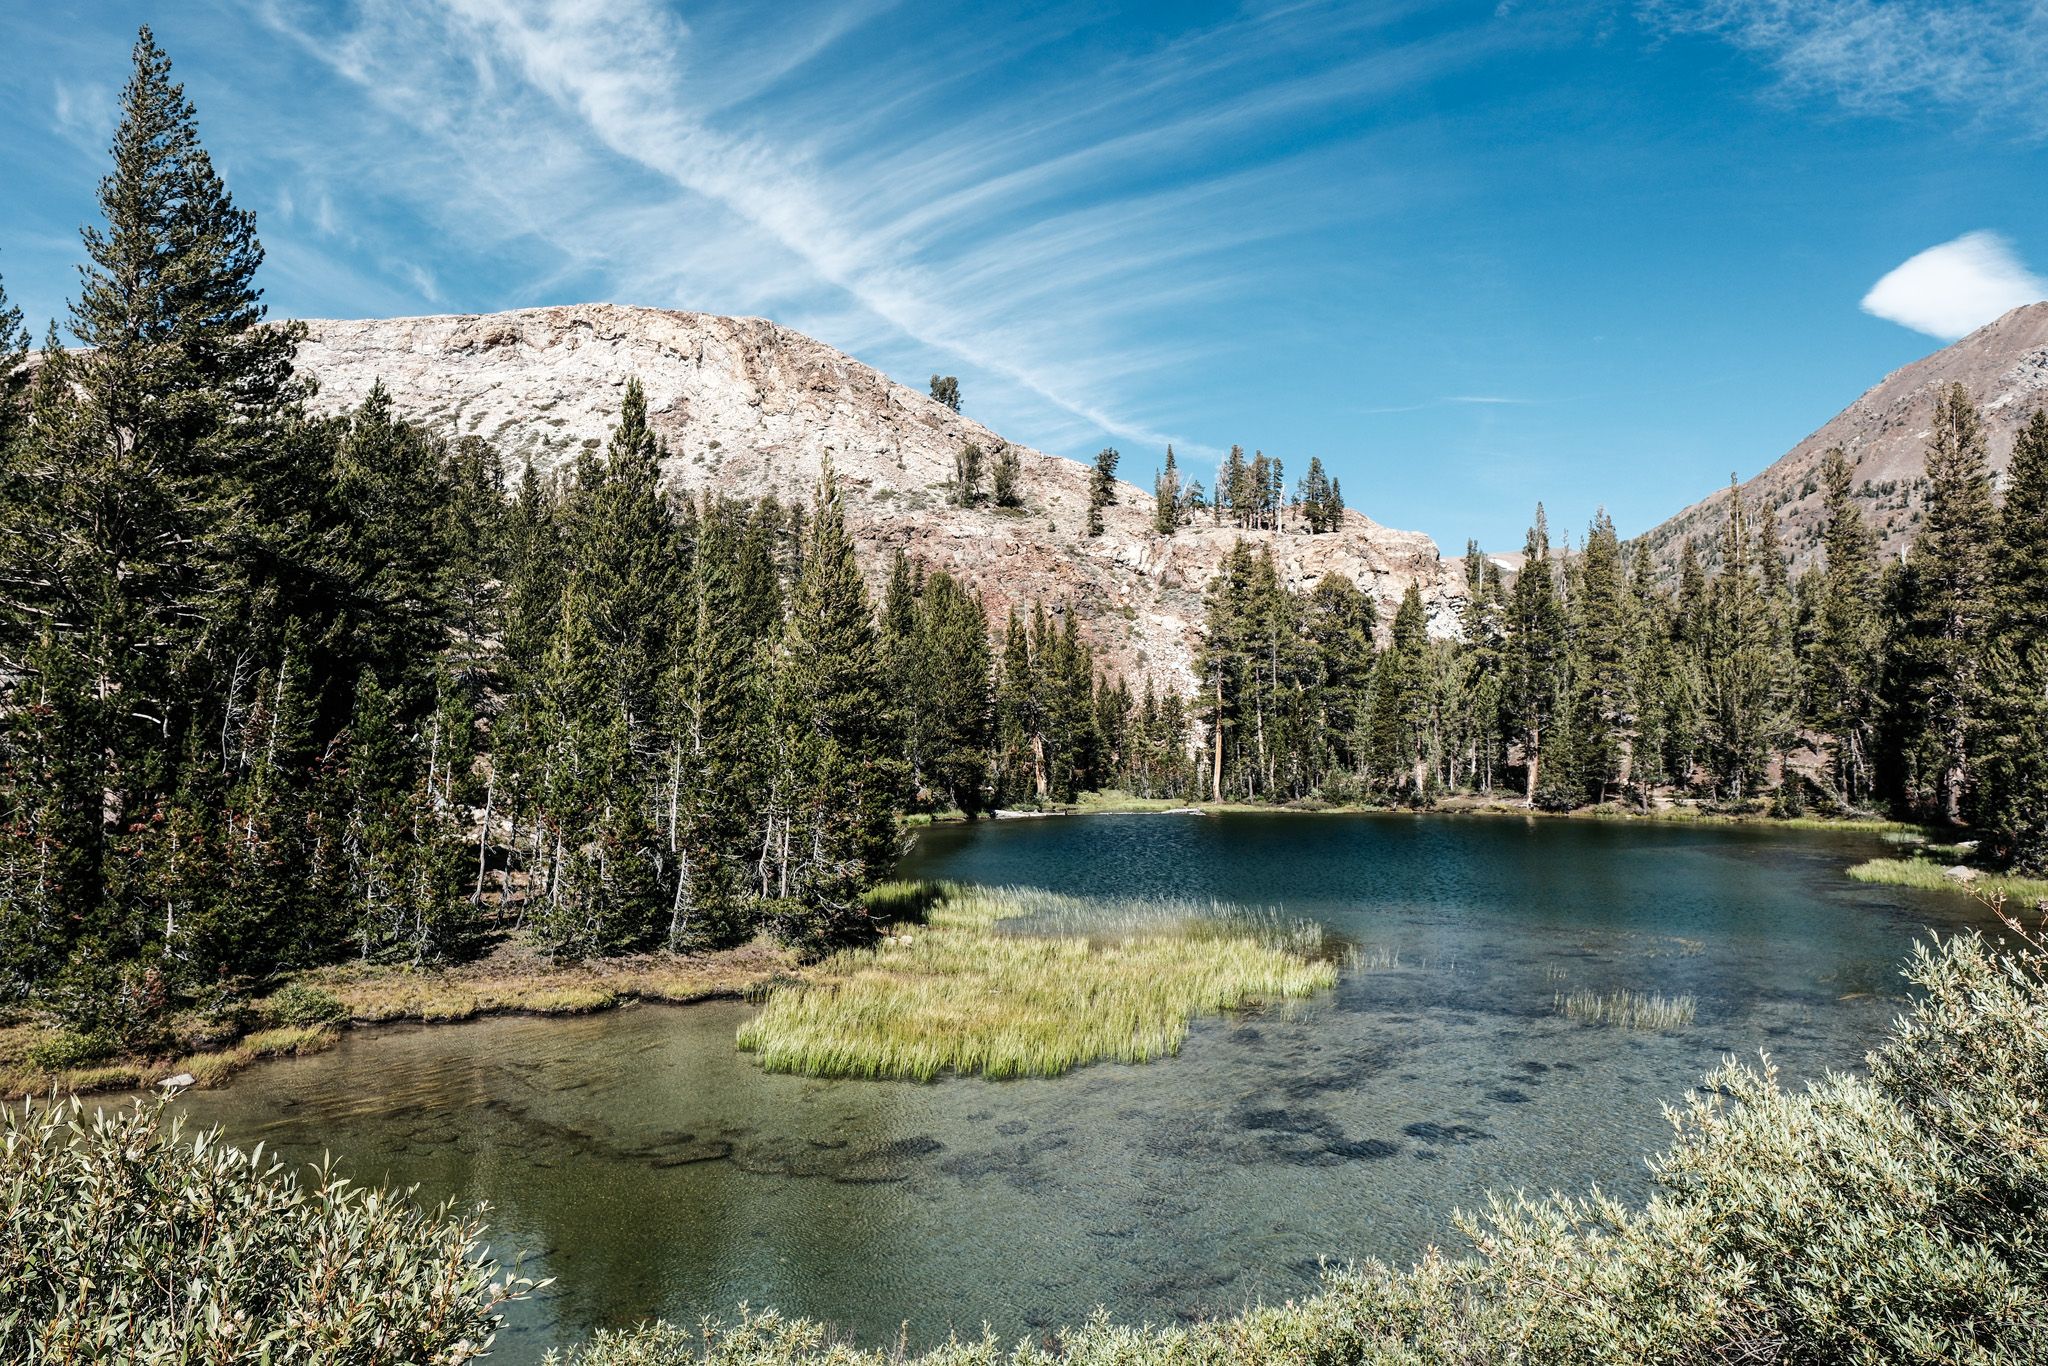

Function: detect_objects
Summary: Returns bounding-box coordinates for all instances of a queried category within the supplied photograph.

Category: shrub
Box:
[0,1094,536,1361]
[23,1029,115,1072]
[264,980,350,1027]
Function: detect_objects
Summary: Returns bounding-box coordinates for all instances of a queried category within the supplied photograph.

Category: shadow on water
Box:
[167,814,1995,1362]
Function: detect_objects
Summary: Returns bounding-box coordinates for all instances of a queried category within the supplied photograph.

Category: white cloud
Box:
[1860,231,2047,340]
[50,77,114,153]
[1642,1,2048,134]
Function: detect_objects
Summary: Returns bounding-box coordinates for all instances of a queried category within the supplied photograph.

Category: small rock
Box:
[1944,865,1980,884]
[160,1073,196,1090]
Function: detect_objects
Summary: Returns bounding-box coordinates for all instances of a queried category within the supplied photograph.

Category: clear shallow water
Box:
[163,814,1990,1361]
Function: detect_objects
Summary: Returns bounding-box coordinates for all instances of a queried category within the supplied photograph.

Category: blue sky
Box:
[3,1,2045,552]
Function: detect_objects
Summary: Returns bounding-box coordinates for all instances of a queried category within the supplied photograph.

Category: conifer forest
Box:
[2,32,2047,1050]
[6,22,2048,1366]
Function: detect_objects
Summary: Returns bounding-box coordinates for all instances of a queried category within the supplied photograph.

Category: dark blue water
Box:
[168,814,1985,1361]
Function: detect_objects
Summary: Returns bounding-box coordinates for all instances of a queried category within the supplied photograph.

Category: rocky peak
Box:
[1641,301,2048,572]
[293,303,1461,693]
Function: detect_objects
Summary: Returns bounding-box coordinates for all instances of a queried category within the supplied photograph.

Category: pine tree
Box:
[912,572,994,815]
[1216,446,1246,528]
[1087,447,1120,538]
[1572,511,1634,802]
[1505,508,1563,803]
[327,387,459,712]
[0,265,25,453]
[994,608,1036,803]
[929,375,961,411]
[1198,543,1256,800]
[1978,408,2048,867]
[0,28,319,1015]
[953,442,984,506]
[1890,383,1996,823]
[1305,574,1376,775]
[765,473,899,945]
[1700,479,1776,799]
[1365,584,1431,796]
[672,497,771,948]
[880,549,920,783]
[1298,457,1335,533]
[1154,446,1182,536]
[991,444,1023,508]
[1804,448,1882,806]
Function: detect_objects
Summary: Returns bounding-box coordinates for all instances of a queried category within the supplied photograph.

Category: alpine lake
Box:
[161,813,1996,1362]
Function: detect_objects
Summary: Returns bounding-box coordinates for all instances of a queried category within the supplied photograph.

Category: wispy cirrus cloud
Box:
[236,0,1506,458]
[1641,0,2048,134]
[1861,231,2047,339]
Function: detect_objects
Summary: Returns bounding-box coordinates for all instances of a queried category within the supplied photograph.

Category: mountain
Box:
[1639,301,2048,571]
[293,304,1462,694]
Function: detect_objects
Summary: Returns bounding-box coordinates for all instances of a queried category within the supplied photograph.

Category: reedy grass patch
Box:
[736,883,1337,1080]
[1847,856,2048,904]
[1554,988,1697,1030]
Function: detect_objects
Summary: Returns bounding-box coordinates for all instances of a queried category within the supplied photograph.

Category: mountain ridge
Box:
[1639,300,2048,570]
[291,303,1464,694]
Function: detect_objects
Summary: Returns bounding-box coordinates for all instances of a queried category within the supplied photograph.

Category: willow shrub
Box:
[569,908,2048,1366]
[0,1093,534,1363]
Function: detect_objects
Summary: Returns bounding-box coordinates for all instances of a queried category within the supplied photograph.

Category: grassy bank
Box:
[736,882,1337,1080]
[0,1020,342,1098]
[1847,856,2048,904]
[0,938,795,1098]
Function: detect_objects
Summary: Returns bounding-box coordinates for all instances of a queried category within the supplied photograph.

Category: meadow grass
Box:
[301,940,793,1024]
[0,1020,339,1096]
[1554,988,1697,1030]
[736,882,1337,1081]
[0,940,795,1096]
[1847,857,2048,904]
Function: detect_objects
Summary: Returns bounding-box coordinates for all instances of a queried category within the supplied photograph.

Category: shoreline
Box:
[4,805,1941,1100]
[962,788,1928,836]
[0,939,796,1100]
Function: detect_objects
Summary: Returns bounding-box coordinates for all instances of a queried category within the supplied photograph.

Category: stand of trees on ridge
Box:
[1185,397,2048,871]
[3,31,2047,1058]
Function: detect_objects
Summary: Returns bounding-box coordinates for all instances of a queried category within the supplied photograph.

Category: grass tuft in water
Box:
[1344,943,1403,972]
[1554,988,1696,1030]
[736,882,1336,1081]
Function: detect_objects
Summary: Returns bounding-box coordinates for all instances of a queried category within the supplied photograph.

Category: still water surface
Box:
[167,814,1990,1361]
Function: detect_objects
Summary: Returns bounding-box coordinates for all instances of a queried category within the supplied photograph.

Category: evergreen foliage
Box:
[953,441,984,506]
[1086,446,1119,537]
[990,443,1022,508]
[1884,383,1996,823]
[1979,409,2048,869]
[1152,446,1181,535]
[0,29,949,1027]
[1804,447,1883,805]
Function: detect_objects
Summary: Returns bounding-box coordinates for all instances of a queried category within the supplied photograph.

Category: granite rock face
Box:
[293,304,1461,693]
[1641,300,2048,573]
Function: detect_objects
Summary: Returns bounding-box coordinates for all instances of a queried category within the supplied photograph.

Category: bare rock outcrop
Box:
[293,303,1460,692]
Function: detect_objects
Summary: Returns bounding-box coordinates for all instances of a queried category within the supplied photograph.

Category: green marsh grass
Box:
[736,883,1337,1080]
[1554,988,1696,1030]
[1848,857,2048,904]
